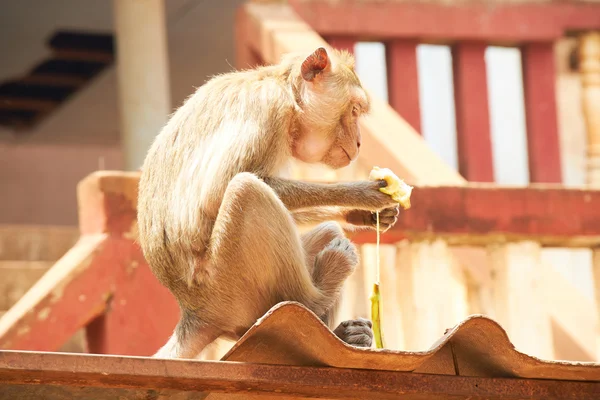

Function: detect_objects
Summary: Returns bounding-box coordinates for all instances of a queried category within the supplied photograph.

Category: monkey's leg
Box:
[300,223,373,348]
[300,221,346,273]
[154,310,222,359]
[207,172,357,334]
[158,174,360,359]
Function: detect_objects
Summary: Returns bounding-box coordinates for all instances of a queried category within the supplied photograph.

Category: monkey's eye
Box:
[352,105,360,117]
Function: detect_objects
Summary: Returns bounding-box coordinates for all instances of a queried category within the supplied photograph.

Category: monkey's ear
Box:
[301,47,329,82]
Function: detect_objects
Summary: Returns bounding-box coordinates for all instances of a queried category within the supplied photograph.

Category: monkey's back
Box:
[138,66,298,303]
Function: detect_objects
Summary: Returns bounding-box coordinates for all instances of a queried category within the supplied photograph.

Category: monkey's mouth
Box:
[342,148,352,161]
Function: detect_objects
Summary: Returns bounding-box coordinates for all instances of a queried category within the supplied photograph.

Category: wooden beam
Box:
[20,74,86,87]
[0,97,57,112]
[0,350,598,399]
[76,172,600,248]
[385,40,421,133]
[0,171,179,356]
[0,232,179,356]
[52,49,114,63]
[350,184,600,247]
[521,43,562,183]
[326,36,356,54]
[47,31,114,55]
[289,1,600,43]
[452,42,494,182]
[0,235,109,351]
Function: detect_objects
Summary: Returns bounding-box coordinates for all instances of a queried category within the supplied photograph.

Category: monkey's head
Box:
[290,47,370,169]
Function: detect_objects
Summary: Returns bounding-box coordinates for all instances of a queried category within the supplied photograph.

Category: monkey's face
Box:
[293,47,370,169]
[320,98,366,169]
[293,91,367,169]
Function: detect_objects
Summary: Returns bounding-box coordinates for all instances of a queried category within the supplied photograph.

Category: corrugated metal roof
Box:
[222,302,600,380]
[0,302,598,399]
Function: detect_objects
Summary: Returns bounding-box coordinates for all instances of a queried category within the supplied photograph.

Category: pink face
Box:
[321,105,363,169]
[292,105,364,169]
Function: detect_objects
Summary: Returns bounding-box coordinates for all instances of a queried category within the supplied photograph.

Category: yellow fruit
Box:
[369,166,413,210]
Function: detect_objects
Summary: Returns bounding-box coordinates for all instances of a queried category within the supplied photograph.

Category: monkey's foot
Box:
[332,318,373,348]
[314,237,359,276]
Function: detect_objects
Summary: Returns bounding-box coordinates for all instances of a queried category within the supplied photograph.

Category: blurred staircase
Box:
[0,30,114,131]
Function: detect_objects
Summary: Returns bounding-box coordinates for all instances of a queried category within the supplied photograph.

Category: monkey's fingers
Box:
[370,212,398,232]
[337,317,372,329]
[342,330,373,348]
[378,206,400,217]
[333,318,374,348]
[372,210,399,220]
[369,166,413,210]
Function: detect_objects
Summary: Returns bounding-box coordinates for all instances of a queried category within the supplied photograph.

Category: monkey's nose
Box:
[357,139,361,148]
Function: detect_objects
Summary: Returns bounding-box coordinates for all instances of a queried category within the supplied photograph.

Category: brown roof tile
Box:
[0,302,598,399]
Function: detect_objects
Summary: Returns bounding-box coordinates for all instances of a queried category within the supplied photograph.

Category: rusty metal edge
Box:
[0,350,598,399]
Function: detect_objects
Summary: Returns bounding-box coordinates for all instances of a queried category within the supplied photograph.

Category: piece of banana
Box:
[370,283,385,349]
[368,166,413,210]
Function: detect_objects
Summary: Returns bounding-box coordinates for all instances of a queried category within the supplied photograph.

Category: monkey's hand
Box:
[345,206,400,232]
[332,318,373,348]
[369,166,413,210]
[356,180,405,211]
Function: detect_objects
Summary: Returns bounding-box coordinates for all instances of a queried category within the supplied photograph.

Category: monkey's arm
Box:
[292,207,345,226]
[262,176,397,211]
[292,206,399,233]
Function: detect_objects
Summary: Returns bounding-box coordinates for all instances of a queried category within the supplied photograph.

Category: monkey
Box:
[137,46,401,359]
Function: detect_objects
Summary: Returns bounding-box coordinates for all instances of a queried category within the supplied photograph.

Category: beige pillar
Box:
[579,31,600,186]
[592,250,600,361]
[395,240,469,351]
[113,0,171,170]
[487,242,554,360]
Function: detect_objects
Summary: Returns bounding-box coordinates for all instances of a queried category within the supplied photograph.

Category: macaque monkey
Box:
[137,47,400,359]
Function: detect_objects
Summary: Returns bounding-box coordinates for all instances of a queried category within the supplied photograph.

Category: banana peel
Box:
[367,166,413,350]
[370,282,385,349]
[369,166,413,210]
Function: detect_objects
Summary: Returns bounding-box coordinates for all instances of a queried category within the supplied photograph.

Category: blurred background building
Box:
[0,0,599,366]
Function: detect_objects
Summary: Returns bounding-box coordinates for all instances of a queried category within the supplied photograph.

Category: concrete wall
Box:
[0,0,245,226]
[0,143,122,225]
